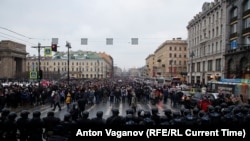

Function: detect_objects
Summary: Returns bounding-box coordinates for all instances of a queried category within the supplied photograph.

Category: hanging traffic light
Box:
[51,44,57,52]
[38,70,43,80]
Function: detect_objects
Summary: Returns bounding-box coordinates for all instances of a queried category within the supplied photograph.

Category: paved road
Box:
[9,98,179,120]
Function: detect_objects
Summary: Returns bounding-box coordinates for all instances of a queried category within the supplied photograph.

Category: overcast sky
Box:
[0,0,213,70]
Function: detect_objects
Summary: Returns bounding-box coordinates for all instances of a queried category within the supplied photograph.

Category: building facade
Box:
[0,40,27,80]
[224,0,250,79]
[146,37,187,81]
[187,0,227,85]
[145,54,155,78]
[26,50,113,80]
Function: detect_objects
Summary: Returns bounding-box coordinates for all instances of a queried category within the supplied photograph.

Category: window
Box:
[208,60,213,71]
[203,61,206,71]
[232,7,238,17]
[243,0,250,11]
[215,59,221,71]
[243,17,250,29]
[197,62,201,72]
[231,23,237,33]
[243,36,250,46]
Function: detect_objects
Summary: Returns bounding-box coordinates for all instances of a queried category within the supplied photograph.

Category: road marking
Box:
[119,102,123,116]
[104,105,112,116]
[87,104,96,112]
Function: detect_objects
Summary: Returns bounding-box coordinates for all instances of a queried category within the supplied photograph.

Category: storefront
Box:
[207,78,250,102]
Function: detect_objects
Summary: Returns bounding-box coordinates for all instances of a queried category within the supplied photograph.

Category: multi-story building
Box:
[0,40,27,80]
[26,50,113,80]
[146,37,187,81]
[187,0,226,85]
[224,0,250,79]
[145,54,155,78]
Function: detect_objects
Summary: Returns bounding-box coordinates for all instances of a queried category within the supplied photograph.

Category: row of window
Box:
[190,58,222,72]
[27,61,104,66]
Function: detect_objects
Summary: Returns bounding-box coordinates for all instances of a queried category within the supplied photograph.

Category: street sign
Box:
[30,71,37,79]
[44,47,52,56]
[231,41,237,49]
[52,38,58,44]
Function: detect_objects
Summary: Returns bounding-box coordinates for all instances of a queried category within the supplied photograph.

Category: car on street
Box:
[181,91,219,109]
[192,92,219,109]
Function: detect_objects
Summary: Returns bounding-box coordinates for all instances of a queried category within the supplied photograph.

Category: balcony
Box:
[240,45,250,50]
[243,9,250,18]
[230,16,238,23]
[229,32,238,39]
[242,27,250,35]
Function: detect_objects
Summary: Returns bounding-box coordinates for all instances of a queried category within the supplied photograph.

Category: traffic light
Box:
[38,70,43,80]
[51,44,57,52]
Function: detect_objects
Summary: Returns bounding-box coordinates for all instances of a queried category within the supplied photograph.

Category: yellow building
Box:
[146,38,188,81]
[26,50,113,80]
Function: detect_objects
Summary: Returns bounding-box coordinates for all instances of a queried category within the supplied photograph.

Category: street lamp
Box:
[190,51,195,84]
[66,41,71,86]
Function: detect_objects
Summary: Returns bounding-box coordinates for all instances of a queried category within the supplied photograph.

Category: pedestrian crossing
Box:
[14,99,178,120]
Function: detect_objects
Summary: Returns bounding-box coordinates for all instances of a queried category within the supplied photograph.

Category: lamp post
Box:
[32,43,42,87]
[190,51,195,84]
[38,43,41,87]
[66,42,71,86]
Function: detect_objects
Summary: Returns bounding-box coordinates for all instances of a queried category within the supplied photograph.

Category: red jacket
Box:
[199,99,211,112]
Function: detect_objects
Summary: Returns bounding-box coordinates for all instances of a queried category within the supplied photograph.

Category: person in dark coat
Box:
[52,113,73,141]
[76,111,92,127]
[77,97,87,118]
[28,111,44,141]
[42,111,61,140]
[0,108,10,141]
[16,110,30,141]
[3,112,18,141]
[106,108,124,126]
[151,108,161,125]
[52,91,61,111]
[139,110,155,125]
[91,111,106,126]
[160,109,173,125]
[69,103,79,121]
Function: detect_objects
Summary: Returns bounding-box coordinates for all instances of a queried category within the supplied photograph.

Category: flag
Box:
[106,38,113,45]
[131,38,138,45]
[81,38,88,45]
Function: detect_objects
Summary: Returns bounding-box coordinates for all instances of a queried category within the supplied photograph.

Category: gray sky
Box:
[0,0,212,70]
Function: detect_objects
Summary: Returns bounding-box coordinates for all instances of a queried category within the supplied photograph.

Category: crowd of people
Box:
[1,102,250,141]
[0,78,250,141]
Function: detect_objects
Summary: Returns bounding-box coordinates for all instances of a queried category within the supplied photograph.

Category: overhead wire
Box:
[0,31,36,46]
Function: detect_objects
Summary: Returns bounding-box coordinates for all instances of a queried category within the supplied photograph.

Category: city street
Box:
[12,99,178,120]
